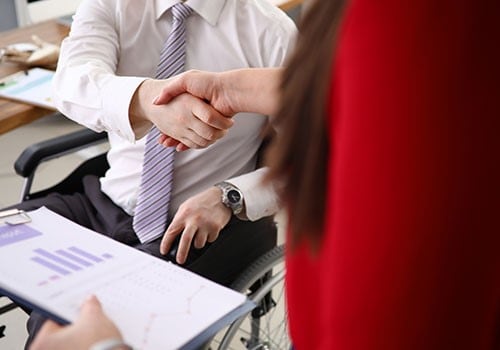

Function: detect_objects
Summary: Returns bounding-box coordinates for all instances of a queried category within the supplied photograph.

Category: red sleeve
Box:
[286,1,500,349]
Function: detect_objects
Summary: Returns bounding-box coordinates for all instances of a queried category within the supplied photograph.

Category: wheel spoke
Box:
[213,245,288,350]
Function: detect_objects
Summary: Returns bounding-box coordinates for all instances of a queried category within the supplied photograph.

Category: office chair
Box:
[2,114,289,349]
[14,125,108,202]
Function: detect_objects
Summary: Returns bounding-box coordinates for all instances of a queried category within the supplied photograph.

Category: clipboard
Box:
[0,209,31,225]
[0,207,255,350]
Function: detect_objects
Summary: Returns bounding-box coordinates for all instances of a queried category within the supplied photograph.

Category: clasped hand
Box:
[153,70,244,151]
[130,78,234,150]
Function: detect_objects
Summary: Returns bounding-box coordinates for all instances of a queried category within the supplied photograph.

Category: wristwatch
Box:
[215,182,244,215]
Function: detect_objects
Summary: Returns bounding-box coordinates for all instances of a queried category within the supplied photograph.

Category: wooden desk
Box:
[0,21,69,135]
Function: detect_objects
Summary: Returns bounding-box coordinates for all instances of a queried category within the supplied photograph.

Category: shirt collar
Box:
[154,0,226,26]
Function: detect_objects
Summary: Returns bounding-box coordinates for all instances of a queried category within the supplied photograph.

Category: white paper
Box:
[0,68,56,110]
[0,207,248,349]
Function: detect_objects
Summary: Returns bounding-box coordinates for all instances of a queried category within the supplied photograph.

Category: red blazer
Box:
[286,0,500,349]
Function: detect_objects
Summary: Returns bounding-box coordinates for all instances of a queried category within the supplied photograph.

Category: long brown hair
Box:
[265,0,347,249]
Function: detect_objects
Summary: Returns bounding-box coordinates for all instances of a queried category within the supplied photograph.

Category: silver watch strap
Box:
[89,338,133,350]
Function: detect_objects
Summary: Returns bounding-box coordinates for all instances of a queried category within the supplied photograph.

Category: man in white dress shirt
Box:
[15,0,296,345]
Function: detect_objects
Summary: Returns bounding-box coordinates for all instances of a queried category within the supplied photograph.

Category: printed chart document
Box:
[0,207,253,350]
[0,68,55,110]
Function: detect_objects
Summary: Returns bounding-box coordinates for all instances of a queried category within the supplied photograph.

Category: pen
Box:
[0,70,29,87]
[0,80,16,88]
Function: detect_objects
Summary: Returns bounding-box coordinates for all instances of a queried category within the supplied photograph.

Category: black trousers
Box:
[12,175,277,348]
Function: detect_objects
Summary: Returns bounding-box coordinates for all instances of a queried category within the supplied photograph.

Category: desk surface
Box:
[0,21,69,135]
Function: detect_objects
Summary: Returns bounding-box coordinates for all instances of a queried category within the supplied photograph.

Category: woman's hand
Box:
[30,296,123,350]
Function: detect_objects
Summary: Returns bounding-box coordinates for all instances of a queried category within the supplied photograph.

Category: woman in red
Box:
[272,0,500,348]
[31,0,500,349]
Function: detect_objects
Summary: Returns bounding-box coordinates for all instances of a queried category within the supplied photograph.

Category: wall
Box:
[0,0,18,31]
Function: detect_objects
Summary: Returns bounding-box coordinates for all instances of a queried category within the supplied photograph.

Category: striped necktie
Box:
[133,3,193,244]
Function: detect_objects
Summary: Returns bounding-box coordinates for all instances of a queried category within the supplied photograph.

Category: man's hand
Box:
[152,68,282,151]
[150,93,232,149]
[153,68,283,117]
[153,70,238,117]
[160,187,231,264]
[30,296,123,350]
[130,79,234,148]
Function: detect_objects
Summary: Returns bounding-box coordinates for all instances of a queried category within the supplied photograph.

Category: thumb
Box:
[79,295,103,317]
[160,222,183,255]
[153,74,190,105]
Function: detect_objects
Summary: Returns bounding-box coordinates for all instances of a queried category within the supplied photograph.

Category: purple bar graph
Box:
[68,246,103,263]
[31,257,71,276]
[34,249,82,271]
[56,249,93,267]
[31,247,113,279]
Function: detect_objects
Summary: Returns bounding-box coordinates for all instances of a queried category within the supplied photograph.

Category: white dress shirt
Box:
[52,0,297,220]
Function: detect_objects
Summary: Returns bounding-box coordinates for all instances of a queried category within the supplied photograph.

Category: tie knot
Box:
[172,3,193,21]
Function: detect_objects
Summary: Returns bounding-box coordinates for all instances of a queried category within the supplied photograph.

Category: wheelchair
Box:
[0,115,290,350]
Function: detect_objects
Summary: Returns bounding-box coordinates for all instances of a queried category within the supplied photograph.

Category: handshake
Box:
[134,68,281,151]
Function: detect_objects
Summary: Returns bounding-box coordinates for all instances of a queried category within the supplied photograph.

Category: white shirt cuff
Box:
[227,168,280,221]
[101,75,147,143]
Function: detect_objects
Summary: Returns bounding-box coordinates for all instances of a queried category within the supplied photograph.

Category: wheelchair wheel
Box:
[212,244,289,350]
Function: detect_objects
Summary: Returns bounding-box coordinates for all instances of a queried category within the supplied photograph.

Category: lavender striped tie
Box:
[133,3,193,244]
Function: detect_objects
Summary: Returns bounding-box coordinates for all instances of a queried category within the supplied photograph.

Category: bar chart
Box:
[31,247,113,285]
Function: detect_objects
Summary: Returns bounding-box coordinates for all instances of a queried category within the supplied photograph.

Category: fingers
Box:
[76,295,123,341]
[29,320,63,350]
[161,225,216,265]
[160,221,211,265]
[158,134,178,147]
[30,296,122,350]
[176,226,197,265]
[175,97,232,148]
[158,135,190,151]
[206,230,220,243]
[174,131,216,150]
[79,295,103,318]
[161,216,197,265]
[160,223,183,256]
[193,232,207,249]
[160,188,230,264]
[153,93,232,150]
[191,100,233,131]
[36,320,64,338]
[176,143,190,152]
[159,222,194,265]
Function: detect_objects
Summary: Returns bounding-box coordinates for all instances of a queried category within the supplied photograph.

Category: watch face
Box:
[227,189,241,204]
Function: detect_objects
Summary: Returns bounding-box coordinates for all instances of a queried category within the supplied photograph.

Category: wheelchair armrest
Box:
[14,128,107,178]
